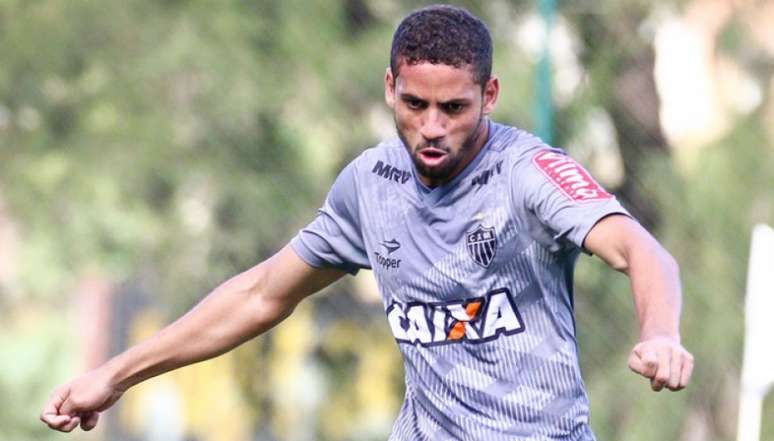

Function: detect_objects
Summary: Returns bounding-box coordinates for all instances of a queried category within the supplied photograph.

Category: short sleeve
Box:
[290,161,371,274]
[516,147,631,251]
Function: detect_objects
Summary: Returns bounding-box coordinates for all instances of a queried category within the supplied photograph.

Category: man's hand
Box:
[628,336,694,391]
[40,368,124,432]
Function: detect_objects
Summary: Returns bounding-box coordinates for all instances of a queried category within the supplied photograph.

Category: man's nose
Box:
[420,109,447,141]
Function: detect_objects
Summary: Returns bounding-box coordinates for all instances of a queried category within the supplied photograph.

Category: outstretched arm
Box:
[40,245,346,432]
[583,214,694,392]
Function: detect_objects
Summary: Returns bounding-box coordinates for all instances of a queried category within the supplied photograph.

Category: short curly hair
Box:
[390,5,493,85]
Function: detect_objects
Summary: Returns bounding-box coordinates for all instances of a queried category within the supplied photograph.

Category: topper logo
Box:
[385,288,525,346]
[532,150,612,203]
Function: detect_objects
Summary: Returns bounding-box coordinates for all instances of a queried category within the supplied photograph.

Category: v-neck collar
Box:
[408,120,495,206]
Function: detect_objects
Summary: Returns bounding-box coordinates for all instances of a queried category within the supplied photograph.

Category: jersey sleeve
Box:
[515,147,631,251]
[290,160,370,274]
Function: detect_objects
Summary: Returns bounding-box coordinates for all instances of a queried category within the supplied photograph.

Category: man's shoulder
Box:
[486,121,556,168]
[485,122,581,201]
[323,140,405,216]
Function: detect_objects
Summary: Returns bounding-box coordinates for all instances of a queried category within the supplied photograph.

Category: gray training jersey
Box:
[291,121,630,440]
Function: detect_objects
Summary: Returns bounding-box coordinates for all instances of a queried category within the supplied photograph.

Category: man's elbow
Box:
[658,246,680,280]
[604,256,627,274]
[616,235,679,277]
[634,238,681,280]
[243,264,297,331]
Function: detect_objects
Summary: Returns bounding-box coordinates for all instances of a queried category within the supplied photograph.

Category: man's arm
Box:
[40,245,346,432]
[583,214,694,392]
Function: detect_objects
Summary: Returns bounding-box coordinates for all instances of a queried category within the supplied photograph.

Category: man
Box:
[41,5,693,440]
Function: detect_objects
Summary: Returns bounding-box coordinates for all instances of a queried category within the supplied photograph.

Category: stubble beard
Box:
[397,115,486,185]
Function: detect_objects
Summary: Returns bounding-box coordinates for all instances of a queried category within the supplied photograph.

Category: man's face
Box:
[385,61,499,187]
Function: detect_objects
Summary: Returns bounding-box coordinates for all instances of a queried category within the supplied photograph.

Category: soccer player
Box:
[40,5,693,440]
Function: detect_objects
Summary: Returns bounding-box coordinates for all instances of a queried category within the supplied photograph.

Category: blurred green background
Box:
[1,1,773,440]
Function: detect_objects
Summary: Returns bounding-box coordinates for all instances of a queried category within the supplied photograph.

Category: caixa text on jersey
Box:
[386,288,525,346]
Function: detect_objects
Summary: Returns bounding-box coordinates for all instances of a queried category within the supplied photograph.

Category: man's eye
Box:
[443,103,465,114]
[406,99,425,110]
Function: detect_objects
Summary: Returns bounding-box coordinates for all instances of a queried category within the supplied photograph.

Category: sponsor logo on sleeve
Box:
[386,288,525,346]
[532,150,613,203]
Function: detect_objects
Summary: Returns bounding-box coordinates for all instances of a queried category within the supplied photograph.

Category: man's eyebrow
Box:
[399,93,426,101]
[398,94,471,105]
[439,98,471,105]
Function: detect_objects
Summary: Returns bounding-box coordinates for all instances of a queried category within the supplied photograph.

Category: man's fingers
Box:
[59,397,75,417]
[59,392,86,417]
[631,347,659,378]
[43,401,104,432]
[40,410,69,426]
[40,414,71,430]
[679,352,695,388]
[630,339,695,392]
[42,387,67,416]
[40,387,73,429]
[650,348,671,392]
[42,371,121,433]
[629,345,669,392]
[627,350,641,373]
[61,416,81,433]
[667,348,684,390]
[80,412,100,431]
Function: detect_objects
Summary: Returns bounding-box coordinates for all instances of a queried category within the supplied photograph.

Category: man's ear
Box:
[482,75,500,115]
[385,67,396,109]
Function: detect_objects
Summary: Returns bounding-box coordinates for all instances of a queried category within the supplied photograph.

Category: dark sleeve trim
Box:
[577,210,633,255]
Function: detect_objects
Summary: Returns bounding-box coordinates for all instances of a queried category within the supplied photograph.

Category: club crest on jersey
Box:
[386,288,525,347]
[466,225,497,268]
[532,149,613,203]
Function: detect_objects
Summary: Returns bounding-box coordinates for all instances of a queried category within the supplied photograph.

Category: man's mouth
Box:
[417,148,448,166]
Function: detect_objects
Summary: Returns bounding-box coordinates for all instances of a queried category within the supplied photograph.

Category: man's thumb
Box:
[628,350,644,374]
[58,394,79,417]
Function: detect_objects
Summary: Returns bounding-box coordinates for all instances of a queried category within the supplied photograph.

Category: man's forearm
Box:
[624,240,682,341]
[102,264,290,391]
